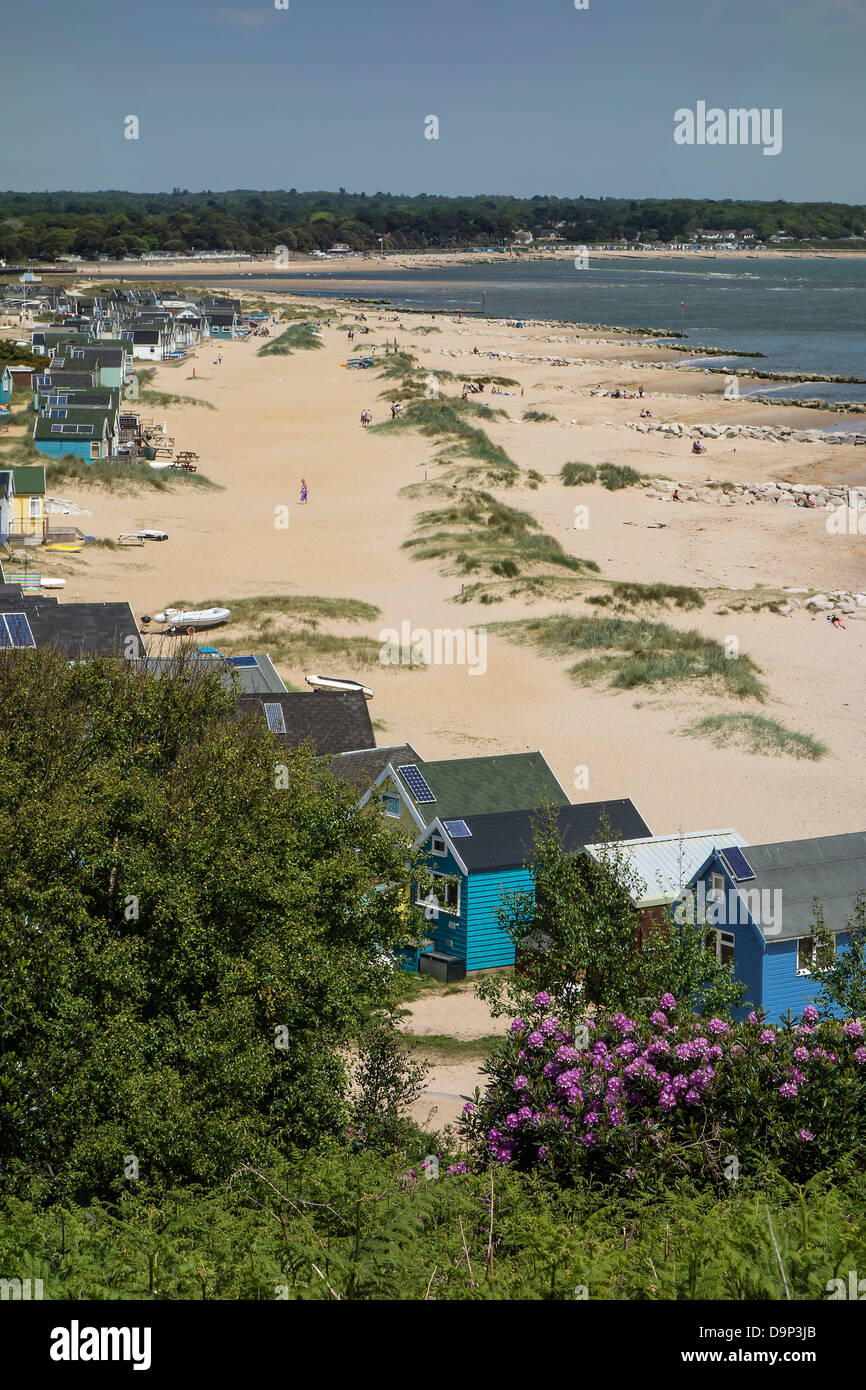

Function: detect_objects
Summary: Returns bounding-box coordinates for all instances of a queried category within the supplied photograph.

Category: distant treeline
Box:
[0,190,864,260]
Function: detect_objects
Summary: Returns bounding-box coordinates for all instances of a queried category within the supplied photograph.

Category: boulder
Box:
[805,594,832,611]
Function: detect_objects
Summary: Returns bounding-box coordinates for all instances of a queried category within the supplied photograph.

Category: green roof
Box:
[11,464,45,495]
[392,752,569,821]
[34,407,112,439]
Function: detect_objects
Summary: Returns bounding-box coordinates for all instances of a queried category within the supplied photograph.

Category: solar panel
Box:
[0,613,36,648]
[721,846,755,882]
[443,819,471,838]
[228,655,259,668]
[398,764,436,804]
[264,702,286,734]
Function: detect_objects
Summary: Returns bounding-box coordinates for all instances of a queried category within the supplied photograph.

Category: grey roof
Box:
[432,799,652,873]
[236,690,375,756]
[331,743,423,793]
[32,372,96,389]
[140,652,287,695]
[719,833,866,941]
[0,593,143,657]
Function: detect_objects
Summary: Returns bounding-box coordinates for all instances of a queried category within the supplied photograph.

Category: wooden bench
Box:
[117,533,145,546]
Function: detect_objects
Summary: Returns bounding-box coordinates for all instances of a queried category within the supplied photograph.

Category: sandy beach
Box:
[5,294,865,848]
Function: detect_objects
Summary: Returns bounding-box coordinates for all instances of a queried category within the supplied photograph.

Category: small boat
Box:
[45,544,81,552]
[137,529,168,540]
[153,607,231,630]
[305,674,374,699]
[40,578,66,588]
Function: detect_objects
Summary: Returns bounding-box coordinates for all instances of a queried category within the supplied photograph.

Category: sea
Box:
[198,254,866,403]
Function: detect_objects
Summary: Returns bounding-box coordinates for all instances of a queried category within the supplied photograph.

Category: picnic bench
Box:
[170,459,197,473]
[175,451,199,464]
[117,533,145,547]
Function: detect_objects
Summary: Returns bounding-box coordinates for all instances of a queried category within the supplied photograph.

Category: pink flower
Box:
[659,993,676,1010]
[843,1021,864,1039]
[778,1082,798,1099]
[797,1129,814,1142]
[533,991,551,1009]
[854,1047,866,1066]
[793,1047,809,1063]
[707,1018,730,1035]
[527,1031,545,1049]
[802,1005,819,1023]
[759,1030,776,1045]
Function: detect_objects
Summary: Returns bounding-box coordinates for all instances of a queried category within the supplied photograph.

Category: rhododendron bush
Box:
[461,994,866,1187]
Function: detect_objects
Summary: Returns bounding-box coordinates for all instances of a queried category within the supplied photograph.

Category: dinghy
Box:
[40,578,66,588]
[137,530,168,540]
[153,607,231,630]
[305,674,374,699]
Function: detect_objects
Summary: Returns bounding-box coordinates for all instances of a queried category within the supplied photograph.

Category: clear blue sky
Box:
[1,0,862,200]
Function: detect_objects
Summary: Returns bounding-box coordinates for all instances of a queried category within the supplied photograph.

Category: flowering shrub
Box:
[461,995,866,1187]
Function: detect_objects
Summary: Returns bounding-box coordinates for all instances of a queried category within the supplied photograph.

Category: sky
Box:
[0,0,863,201]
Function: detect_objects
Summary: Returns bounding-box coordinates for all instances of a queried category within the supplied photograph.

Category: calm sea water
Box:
[199,255,866,395]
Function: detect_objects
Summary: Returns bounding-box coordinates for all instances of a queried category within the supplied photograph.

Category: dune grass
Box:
[41,456,220,493]
[403,490,599,582]
[561,462,597,486]
[559,461,643,490]
[522,409,556,423]
[257,323,325,355]
[166,594,389,670]
[598,463,643,490]
[496,613,766,699]
[684,713,828,760]
[608,581,705,610]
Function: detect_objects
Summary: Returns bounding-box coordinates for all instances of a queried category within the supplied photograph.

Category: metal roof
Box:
[585,829,748,908]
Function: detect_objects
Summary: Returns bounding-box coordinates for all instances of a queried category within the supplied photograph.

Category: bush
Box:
[462,996,866,1190]
[560,463,596,486]
[597,464,642,490]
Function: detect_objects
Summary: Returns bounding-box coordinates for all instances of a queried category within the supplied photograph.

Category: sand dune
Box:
[21,300,866,845]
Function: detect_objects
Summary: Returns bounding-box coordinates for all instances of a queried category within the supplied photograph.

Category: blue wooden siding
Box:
[464,866,534,970]
[0,370,11,405]
[762,934,849,1024]
[413,847,535,971]
[33,439,101,461]
[690,851,851,1023]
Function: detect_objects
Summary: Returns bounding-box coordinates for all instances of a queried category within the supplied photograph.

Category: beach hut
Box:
[675,833,866,1022]
[410,799,652,974]
[0,367,12,406]
[360,752,570,835]
[584,828,748,944]
[33,408,113,462]
[9,465,46,542]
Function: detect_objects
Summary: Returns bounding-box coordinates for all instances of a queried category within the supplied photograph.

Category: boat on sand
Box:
[153,607,231,630]
[305,674,374,699]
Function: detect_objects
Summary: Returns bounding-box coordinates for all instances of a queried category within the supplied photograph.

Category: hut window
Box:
[430,836,447,857]
[380,792,401,818]
[797,937,816,976]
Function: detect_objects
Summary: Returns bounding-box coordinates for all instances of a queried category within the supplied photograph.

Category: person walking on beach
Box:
[218,352,223,365]
[299,478,308,504]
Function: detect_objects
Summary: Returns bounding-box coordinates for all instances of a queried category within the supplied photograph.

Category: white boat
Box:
[40,578,66,588]
[305,674,374,699]
[137,529,168,540]
[154,607,231,630]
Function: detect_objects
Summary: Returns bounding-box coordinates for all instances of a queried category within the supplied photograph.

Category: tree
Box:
[811,892,866,1018]
[475,813,742,1025]
[0,649,423,1203]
